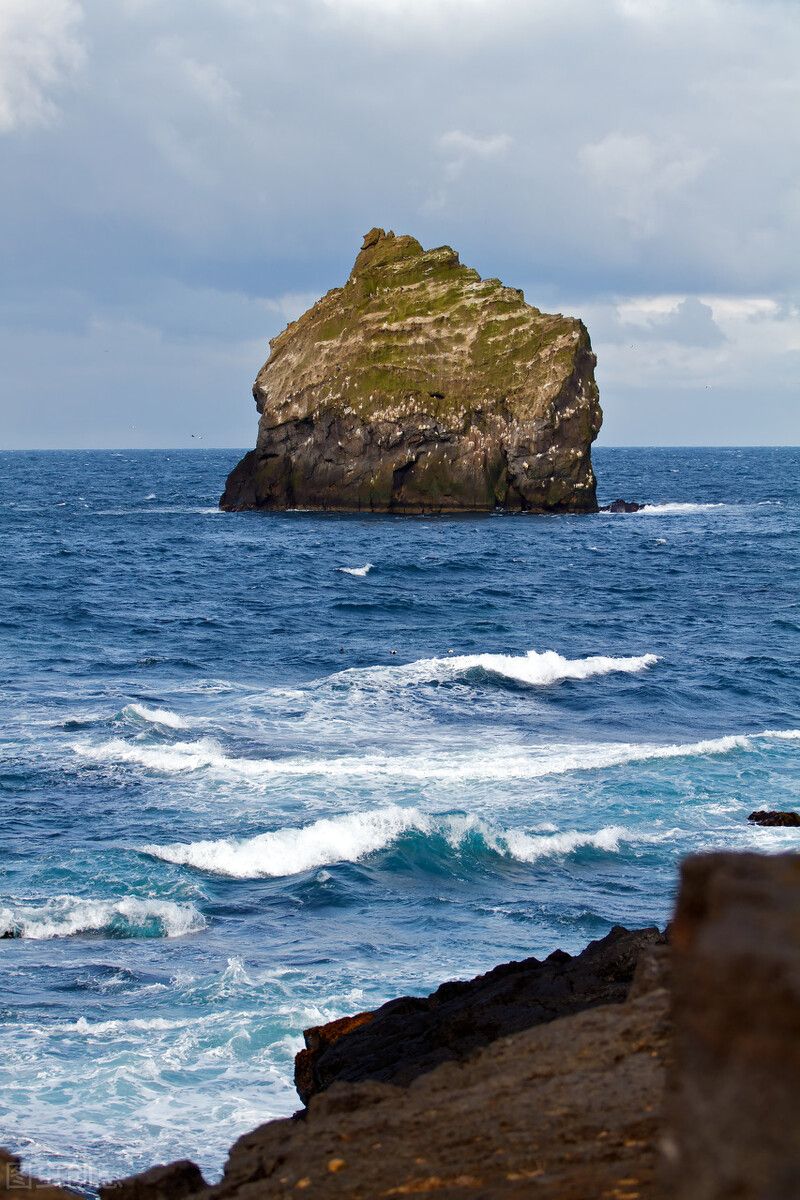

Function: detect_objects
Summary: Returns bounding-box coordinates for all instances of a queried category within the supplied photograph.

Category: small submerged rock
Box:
[600,498,644,513]
[748,809,800,827]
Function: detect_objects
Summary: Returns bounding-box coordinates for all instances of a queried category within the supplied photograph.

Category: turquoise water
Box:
[0,447,798,1188]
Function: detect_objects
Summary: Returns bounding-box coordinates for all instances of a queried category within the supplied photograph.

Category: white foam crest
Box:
[142,806,431,878]
[141,808,657,880]
[337,563,373,576]
[75,737,235,774]
[0,896,205,939]
[330,648,659,690]
[638,502,727,514]
[72,1016,190,1036]
[74,728,793,785]
[498,825,631,862]
[761,728,800,740]
[122,703,189,730]
[441,815,662,862]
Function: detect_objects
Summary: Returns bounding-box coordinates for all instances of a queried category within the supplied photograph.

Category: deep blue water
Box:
[0,447,798,1189]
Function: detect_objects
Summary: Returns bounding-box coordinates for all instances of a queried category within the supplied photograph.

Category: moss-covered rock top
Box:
[222,228,601,513]
[257,228,586,427]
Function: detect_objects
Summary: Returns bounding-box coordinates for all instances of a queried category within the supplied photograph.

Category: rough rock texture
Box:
[662,852,800,1200]
[601,498,643,513]
[202,988,670,1200]
[296,924,664,1103]
[748,809,800,827]
[11,851,800,1200]
[102,1161,206,1200]
[221,228,602,514]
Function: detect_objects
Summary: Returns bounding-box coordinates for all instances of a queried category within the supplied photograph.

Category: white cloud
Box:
[321,0,500,18]
[1,0,799,445]
[439,130,512,159]
[579,132,709,237]
[551,288,800,443]
[433,129,513,203]
[0,0,85,133]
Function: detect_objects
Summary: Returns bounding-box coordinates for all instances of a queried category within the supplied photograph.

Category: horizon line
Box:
[1,444,798,454]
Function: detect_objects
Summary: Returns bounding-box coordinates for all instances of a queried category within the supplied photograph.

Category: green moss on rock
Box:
[221,228,602,514]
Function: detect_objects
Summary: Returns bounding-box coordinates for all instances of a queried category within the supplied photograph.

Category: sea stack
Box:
[221,228,602,513]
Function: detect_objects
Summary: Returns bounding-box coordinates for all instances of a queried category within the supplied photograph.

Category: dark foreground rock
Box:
[6,851,798,1200]
[0,1149,72,1198]
[296,923,664,1103]
[662,852,800,1199]
[748,809,800,827]
[220,228,602,514]
[203,989,670,1200]
[103,1161,206,1200]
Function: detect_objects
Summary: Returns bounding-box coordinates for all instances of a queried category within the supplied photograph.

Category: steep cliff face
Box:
[220,228,602,513]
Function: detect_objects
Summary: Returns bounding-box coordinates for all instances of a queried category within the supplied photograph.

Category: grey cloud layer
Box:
[1,0,798,446]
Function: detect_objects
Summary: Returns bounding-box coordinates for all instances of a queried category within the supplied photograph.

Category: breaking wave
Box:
[141,807,658,879]
[73,729,797,784]
[337,563,373,577]
[328,648,660,690]
[121,703,189,730]
[0,896,206,940]
[637,502,727,514]
[143,807,425,877]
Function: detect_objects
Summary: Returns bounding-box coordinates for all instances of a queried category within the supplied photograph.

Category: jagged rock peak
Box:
[220,228,602,514]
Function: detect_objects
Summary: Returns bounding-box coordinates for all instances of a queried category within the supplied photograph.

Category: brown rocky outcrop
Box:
[220,229,601,514]
[662,852,800,1199]
[6,852,798,1200]
[104,1161,206,1200]
[295,923,664,1103]
[202,988,671,1200]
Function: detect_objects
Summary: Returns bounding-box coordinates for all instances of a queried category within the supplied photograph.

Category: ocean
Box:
[1,446,798,1189]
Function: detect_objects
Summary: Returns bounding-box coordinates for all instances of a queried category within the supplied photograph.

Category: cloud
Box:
[617,296,726,346]
[579,133,710,238]
[0,0,798,445]
[433,129,513,200]
[0,0,85,133]
[551,288,800,444]
[439,130,513,159]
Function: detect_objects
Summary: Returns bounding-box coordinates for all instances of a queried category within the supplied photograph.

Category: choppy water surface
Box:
[0,447,798,1187]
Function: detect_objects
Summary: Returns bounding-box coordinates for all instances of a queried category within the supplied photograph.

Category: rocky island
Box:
[220,228,602,513]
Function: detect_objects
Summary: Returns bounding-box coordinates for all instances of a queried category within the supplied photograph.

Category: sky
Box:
[1,0,799,448]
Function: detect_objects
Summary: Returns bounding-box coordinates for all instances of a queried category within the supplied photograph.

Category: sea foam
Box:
[73,729,797,784]
[122,703,189,730]
[637,502,727,514]
[337,563,373,577]
[0,895,206,939]
[329,648,660,690]
[143,807,427,877]
[141,807,654,879]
